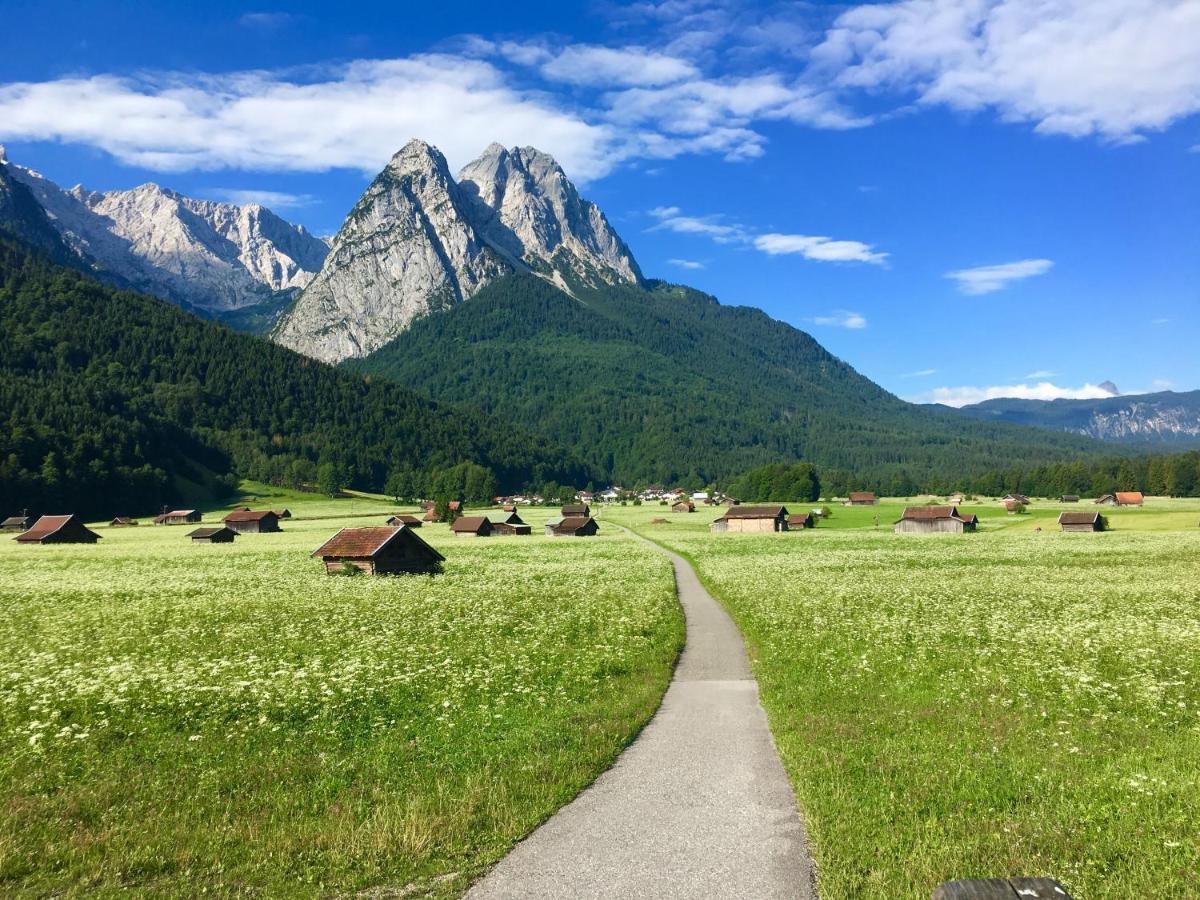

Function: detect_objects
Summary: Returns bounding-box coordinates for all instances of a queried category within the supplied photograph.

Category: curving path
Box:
[466,531,818,899]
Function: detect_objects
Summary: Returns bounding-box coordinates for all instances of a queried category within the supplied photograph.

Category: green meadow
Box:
[0,487,683,897]
[608,497,1200,898]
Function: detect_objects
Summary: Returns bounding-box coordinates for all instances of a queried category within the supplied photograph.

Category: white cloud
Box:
[755,232,888,264]
[1151,317,1170,325]
[648,206,748,242]
[539,45,700,87]
[809,310,868,329]
[813,0,1200,143]
[902,368,938,377]
[238,12,296,28]
[1023,369,1057,379]
[945,258,1053,295]
[206,188,316,209]
[915,381,1118,406]
[0,57,621,181]
[667,257,705,269]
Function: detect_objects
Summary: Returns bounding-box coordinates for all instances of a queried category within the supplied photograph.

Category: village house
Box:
[189,527,237,543]
[1,512,34,532]
[894,506,977,534]
[600,488,621,502]
[1059,511,1105,532]
[845,492,878,506]
[545,516,599,537]
[672,500,695,513]
[561,502,591,517]
[312,526,444,575]
[15,514,101,544]
[108,516,138,526]
[153,509,201,526]
[386,514,423,528]
[451,516,493,538]
[710,506,790,534]
[1097,492,1144,507]
[223,510,281,534]
[576,491,595,503]
[787,513,816,529]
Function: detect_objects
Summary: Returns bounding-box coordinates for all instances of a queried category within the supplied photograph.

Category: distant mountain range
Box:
[938,391,1200,446]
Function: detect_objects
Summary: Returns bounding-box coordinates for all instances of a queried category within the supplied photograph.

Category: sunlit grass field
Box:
[608,497,1200,898]
[0,486,683,897]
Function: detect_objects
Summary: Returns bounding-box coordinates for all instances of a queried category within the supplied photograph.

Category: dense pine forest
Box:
[0,239,592,519]
[353,274,1114,486]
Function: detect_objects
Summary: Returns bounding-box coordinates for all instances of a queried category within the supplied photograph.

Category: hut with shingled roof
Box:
[312,526,444,575]
[15,514,100,544]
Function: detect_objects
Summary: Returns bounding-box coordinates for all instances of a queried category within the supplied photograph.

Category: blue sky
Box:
[1,0,1196,403]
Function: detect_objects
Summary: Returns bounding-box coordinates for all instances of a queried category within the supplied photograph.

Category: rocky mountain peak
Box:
[0,145,7,164]
[1098,380,1120,396]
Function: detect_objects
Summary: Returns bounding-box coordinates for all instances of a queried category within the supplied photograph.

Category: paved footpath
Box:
[466,531,818,899]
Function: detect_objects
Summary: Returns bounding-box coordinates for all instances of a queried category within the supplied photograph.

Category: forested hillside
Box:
[354,274,1110,488]
[0,239,592,518]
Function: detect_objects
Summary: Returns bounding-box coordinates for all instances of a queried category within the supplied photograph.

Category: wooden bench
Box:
[933,877,1072,899]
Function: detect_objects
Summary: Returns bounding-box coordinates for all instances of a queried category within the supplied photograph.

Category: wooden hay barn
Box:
[15,514,101,544]
[1060,495,1080,503]
[451,516,492,538]
[894,506,976,534]
[710,505,790,534]
[386,514,423,527]
[561,503,591,517]
[487,512,531,535]
[672,500,695,513]
[223,510,281,534]
[422,500,461,522]
[787,513,815,529]
[545,516,599,537]
[1096,491,1143,507]
[1059,511,1105,532]
[272,508,292,519]
[109,516,138,526]
[312,526,444,575]
[153,509,201,526]
[845,492,878,506]
[1004,499,1024,513]
[189,526,237,543]
[1003,493,1031,505]
[2,514,34,532]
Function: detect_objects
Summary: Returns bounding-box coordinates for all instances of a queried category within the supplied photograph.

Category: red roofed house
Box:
[894,506,977,534]
[312,526,444,575]
[222,510,281,534]
[14,514,101,544]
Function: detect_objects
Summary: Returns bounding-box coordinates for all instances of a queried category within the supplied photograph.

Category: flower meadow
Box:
[0,514,682,896]
[640,519,1200,899]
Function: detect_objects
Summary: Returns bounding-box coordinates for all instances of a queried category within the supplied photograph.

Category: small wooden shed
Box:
[272,508,292,519]
[109,516,138,526]
[561,503,591,517]
[15,514,101,544]
[189,526,237,543]
[1,514,34,532]
[312,526,444,575]
[451,515,492,538]
[787,513,815,529]
[1096,491,1143,507]
[153,509,201,526]
[386,514,423,528]
[1003,493,1031,505]
[845,492,878,506]
[223,510,281,534]
[711,505,790,533]
[545,516,599,537]
[1060,495,1080,503]
[672,500,695,513]
[1059,511,1104,532]
[487,512,531,535]
[894,506,976,534]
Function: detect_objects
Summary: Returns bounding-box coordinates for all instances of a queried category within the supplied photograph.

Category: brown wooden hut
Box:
[312,526,444,575]
[222,510,281,534]
[1096,491,1143,507]
[189,526,237,543]
[386,514,423,528]
[108,516,138,526]
[272,509,292,519]
[672,500,695,513]
[15,514,101,544]
[487,512,531,535]
[1059,511,1105,532]
[545,516,599,537]
[894,506,976,534]
[451,516,493,538]
[1003,493,1031,505]
[1060,495,1080,503]
[710,505,790,534]
[1,513,34,532]
[561,503,591,517]
[787,513,815,529]
[845,492,878,506]
[153,509,201,526]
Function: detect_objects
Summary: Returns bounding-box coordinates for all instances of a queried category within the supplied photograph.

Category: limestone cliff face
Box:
[1,149,327,312]
[273,140,643,363]
[273,140,512,363]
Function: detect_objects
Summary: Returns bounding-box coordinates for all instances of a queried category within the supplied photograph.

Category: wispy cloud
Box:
[913,381,1117,407]
[902,368,937,378]
[1151,317,1170,325]
[1023,369,1057,379]
[755,232,887,264]
[809,309,867,329]
[945,259,1053,295]
[648,206,748,243]
[237,12,296,28]
[206,188,317,209]
[667,257,705,269]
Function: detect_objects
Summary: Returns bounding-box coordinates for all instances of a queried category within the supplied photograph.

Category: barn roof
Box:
[900,506,960,520]
[1,515,32,527]
[15,514,100,542]
[388,514,422,524]
[557,516,594,530]
[312,525,445,562]
[848,491,876,501]
[722,505,789,519]
[224,509,277,522]
[188,527,235,539]
[1115,491,1144,504]
[1058,511,1100,525]
[451,516,490,533]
